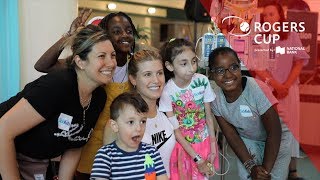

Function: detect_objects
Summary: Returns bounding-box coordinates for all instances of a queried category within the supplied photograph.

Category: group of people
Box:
[0,0,308,180]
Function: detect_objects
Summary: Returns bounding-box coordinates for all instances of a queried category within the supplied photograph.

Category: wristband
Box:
[193,154,202,163]
[244,159,257,174]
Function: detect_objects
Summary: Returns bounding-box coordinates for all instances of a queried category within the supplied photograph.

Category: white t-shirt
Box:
[112,62,128,83]
[159,73,215,143]
[142,110,176,177]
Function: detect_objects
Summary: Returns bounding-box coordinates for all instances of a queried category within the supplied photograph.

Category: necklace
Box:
[148,108,158,128]
[80,94,92,107]
[80,94,92,126]
[82,96,92,126]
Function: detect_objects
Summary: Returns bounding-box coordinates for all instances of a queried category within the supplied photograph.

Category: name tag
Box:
[58,113,73,131]
[34,174,45,180]
[240,105,253,117]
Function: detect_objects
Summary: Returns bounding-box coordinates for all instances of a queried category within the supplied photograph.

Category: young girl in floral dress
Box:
[159,38,219,179]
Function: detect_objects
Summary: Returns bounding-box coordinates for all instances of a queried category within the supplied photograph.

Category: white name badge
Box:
[240,105,253,117]
[34,174,45,180]
[58,113,73,131]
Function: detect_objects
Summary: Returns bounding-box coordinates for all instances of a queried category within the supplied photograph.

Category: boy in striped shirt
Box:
[90,92,168,180]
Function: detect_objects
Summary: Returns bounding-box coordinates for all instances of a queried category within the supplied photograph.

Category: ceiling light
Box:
[147,7,156,14]
[107,3,116,10]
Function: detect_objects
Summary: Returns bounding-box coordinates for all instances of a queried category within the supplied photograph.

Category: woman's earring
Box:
[128,46,134,59]
[133,85,136,89]
[130,45,134,56]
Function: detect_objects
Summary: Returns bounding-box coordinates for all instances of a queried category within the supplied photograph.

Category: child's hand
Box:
[68,8,92,35]
[196,159,214,176]
[250,165,271,180]
[206,161,215,177]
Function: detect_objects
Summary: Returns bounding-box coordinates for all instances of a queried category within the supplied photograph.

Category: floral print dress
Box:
[159,73,216,180]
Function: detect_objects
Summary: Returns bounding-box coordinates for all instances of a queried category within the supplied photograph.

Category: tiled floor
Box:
[210,144,320,180]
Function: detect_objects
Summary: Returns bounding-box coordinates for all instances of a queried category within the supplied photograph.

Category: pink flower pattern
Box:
[172,89,207,143]
[180,90,193,103]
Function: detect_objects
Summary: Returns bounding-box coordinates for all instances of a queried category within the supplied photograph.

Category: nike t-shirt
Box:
[142,110,176,176]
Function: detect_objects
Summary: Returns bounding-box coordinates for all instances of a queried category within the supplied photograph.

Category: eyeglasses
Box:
[210,64,240,76]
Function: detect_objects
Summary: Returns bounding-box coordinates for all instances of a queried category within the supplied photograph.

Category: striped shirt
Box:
[90,141,166,180]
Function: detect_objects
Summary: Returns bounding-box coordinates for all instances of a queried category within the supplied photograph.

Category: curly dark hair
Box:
[98,12,139,55]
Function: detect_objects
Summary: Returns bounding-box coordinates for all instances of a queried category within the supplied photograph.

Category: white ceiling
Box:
[117,0,186,9]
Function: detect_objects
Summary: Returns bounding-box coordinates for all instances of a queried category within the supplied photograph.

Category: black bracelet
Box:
[193,154,202,163]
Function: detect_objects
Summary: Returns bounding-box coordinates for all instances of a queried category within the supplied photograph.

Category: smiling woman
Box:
[31,10,139,179]
[78,12,138,178]
[0,25,114,179]
[124,50,175,178]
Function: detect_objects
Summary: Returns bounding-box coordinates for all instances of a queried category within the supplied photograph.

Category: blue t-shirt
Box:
[90,141,166,180]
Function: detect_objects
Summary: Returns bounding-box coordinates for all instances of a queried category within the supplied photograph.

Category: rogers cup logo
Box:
[222,16,251,37]
[222,15,305,45]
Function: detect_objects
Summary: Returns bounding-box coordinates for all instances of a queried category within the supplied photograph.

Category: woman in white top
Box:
[126,50,212,177]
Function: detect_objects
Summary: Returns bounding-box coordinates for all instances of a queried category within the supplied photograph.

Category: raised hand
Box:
[68,8,92,36]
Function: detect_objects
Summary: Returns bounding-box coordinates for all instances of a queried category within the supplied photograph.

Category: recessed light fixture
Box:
[107,3,117,10]
[147,7,156,14]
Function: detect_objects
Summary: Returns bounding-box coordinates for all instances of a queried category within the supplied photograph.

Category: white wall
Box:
[19,0,78,88]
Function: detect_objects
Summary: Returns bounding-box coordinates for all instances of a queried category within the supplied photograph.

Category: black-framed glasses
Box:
[210,63,240,76]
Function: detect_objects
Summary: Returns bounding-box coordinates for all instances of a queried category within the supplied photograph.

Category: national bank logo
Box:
[275,46,306,55]
[276,46,285,55]
[254,45,305,56]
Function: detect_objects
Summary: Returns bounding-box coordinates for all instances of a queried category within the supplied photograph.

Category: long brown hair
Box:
[63,25,110,68]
